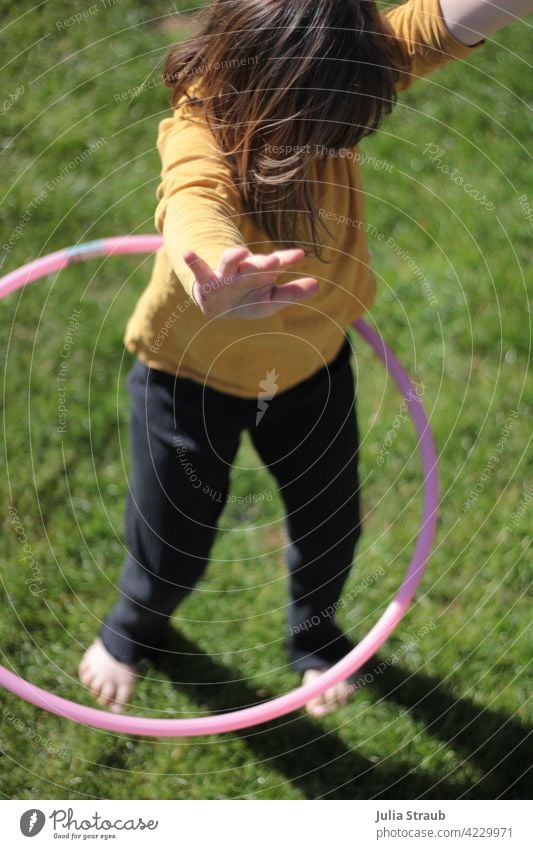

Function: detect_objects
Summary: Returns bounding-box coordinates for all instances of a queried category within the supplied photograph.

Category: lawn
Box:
[0,0,531,800]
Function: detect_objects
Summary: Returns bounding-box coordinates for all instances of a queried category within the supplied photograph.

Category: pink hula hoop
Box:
[0,235,439,737]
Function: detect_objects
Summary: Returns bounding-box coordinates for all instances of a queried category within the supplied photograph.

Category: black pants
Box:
[100,334,362,673]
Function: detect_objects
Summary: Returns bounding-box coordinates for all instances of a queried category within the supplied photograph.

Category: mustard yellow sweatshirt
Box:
[124,0,485,398]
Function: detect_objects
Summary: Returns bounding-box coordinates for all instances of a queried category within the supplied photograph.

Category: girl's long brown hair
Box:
[163,0,405,259]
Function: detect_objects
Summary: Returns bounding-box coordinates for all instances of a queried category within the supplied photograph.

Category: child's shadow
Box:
[154,631,531,799]
[367,656,532,799]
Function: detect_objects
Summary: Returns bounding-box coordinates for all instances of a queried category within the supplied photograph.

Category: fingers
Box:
[237,254,280,278]
[191,280,201,307]
[185,247,250,309]
[269,277,319,310]
[237,248,306,283]
[183,250,216,287]
[271,248,306,266]
[217,246,252,280]
[185,247,303,290]
[184,246,312,319]
[227,277,318,320]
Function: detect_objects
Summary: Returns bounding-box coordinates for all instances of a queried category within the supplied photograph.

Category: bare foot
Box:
[78,638,136,714]
[302,668,354,717]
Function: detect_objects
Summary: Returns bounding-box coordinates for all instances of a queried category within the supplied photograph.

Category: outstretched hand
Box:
[183,245,319,320]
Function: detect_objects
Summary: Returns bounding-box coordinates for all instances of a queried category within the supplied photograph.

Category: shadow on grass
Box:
[153,632,530,799]
[366,656,532,800]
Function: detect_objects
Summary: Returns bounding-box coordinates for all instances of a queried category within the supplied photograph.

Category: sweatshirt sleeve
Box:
[380,0,487,92]
[154,109,247,298]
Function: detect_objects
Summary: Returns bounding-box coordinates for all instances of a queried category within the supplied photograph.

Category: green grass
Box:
[0,0,531,800]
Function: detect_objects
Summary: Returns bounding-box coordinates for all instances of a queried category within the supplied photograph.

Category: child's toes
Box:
[303,671,332,715]
[302,670,324,715]
[78,659,91,681]
[323,685,342,712]
[110,684,132,714]
[312,685,342,715]
[88,677,104,699]
[79,668,95,689]
[303,670,354,716]
[97,681,117,707]
[78,666,88,684]
[306,696,327,716]
[335,682,350,706]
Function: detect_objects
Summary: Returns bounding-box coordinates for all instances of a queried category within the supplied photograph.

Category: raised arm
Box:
[381,0,532,92]
[155,112,247,300]
[156,112,318,320]
[380,0,487,91]
[439,0,533,45]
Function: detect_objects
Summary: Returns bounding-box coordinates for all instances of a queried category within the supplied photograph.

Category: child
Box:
[79,0,527,716]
